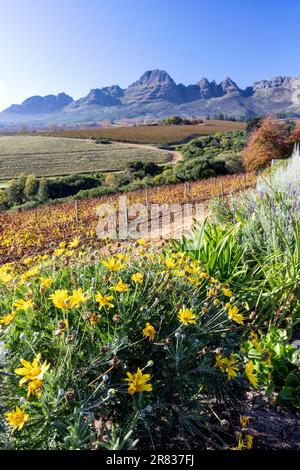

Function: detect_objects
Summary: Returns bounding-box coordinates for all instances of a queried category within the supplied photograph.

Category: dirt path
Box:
[112,141,183,166]
[168,150,183,165]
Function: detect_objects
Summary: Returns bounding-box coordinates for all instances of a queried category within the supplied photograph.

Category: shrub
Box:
[37,177,49,203]
[47,175,102,200]
[174,157,228,181]
[24,174,39,201]
[243,116,293,171]
[162,116,184,125]
[243,328,300,409]
[181,131,246,163]
[175,189,300,328]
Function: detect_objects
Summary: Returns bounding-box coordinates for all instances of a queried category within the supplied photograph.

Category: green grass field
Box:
[0,135,172,180]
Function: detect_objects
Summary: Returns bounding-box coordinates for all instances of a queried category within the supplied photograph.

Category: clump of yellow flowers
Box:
[5,354,51,430]
[124,367,153,395]
[50,288,90,310]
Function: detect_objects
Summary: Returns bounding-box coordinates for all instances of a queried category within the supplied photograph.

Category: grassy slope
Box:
[0,135,172,179]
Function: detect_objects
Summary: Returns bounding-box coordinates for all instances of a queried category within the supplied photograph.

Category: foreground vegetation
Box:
[1,185,300,450]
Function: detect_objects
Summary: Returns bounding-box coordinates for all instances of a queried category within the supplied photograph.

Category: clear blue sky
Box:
[0,0,300,110]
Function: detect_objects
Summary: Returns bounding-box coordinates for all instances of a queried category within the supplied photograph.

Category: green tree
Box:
[37,177,49,202]
[25,174,39,200]
[6,174,26,206]
[0,189,10,209]
[163,116,183,125]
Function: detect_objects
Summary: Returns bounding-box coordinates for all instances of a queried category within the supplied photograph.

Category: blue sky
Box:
[0,0,300,110]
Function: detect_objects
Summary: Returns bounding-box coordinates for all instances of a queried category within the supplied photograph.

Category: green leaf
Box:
[248,349,261,360]
[285,372,300,388]
[278,387,295,401]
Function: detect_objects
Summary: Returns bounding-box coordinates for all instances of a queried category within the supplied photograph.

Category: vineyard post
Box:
[75,200,79,226]
[145,188,149,207]
[221,181,225,200]
[184,182,190,202]
[119,194,128,239]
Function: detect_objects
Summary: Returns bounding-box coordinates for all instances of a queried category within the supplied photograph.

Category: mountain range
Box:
[1,70,300,129]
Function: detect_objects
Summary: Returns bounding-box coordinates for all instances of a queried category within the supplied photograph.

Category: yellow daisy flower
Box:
[124,367,152,395]
[5,406,29,431]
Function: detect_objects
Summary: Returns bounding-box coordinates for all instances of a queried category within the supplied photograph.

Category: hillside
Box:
[0,135,172,179]
[48,120,245,145]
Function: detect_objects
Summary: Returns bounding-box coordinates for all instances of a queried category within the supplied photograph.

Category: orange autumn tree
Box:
[288,123,300,145]
[243,115,293,171]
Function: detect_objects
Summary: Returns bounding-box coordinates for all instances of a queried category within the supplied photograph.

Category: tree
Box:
[245,117,262,135]
[243,116,293,171]
[285,119,296,135]
[37,178,49,202]
[6,173,27,206]
[25,174,39,200]
[17,173,27,200]
[0,189,10,209]
[6,179,23,206]
[163,116,183,126]
[287,123,300,143]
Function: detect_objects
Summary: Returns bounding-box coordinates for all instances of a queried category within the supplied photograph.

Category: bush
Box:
[243,328,300,409]
[184,189,300,327]
[47,175,102,200]
[180,131,246,165]
[243,116,293,171]
[173,157,228,182]
[162,116,184,125]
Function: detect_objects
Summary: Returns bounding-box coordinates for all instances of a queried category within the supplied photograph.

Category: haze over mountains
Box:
[1,69,300,129]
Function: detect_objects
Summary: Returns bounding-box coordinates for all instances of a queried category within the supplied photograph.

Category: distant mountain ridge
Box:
[1,70,300,128]
[5,92,73,114]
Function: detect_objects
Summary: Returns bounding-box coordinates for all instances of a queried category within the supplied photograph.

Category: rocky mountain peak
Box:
[4,92,73,114]
[101,85,124,98]
[253,76,292,91]
[197,78,223,99]
[75,88,121,107]
[124,69,180,103]
[135,69,175,86]
[219,77,241,94]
